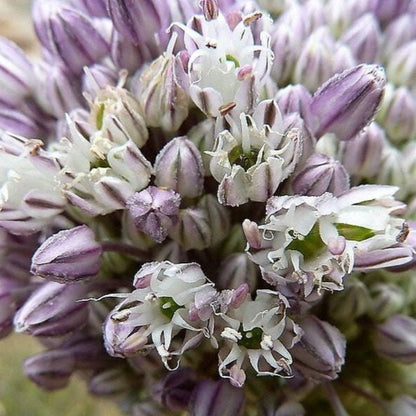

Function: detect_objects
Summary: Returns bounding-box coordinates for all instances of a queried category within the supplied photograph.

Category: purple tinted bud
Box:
[374,315,416,364]
[155,137,205,198]
[339,122,385,179]
[383,15,416,60]
[340,14,381,62]
[371,0,412,25]
[24,349,75,390]
[217,253,258,290]
[13,281,89,337]
[82,63,118,97]
[31,225,102,282]
[0,108,43,138]
[354,244,414,270]
[106,0,161,49]
[377,85,416,142]
[33,0,110,75]
[310,64,386,141]
[43,65,84,118]
[387,41,416,87]
[168,207,212,251]
[369,283,406,321]
[0,38,34,106]
[69,0,108,17]
[292,316,346,381]
[110,31,147,72]
[275,84,313,127]
[103,311,148,358]
[201,0,219,20]
[126,186,181,243]
[293,27,339,92]
[88,367,132,396]
[153,368,197,411]
[292,153,350,196]
[189,380,246,416]
[0,277,31,339]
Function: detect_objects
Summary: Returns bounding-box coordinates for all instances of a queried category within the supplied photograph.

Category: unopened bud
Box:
[339,122,385,179]
[310,64,386,141]
[292,153,349,196]
[88,367,132,396]
[370,0,411,25]
[292,316,346,381]
[374,315,416,364]
[153,368,197,411]
[217,253,258,291]
[369,283,406,321]
[126,186,181,243]
[201,0,219,21]
[135,54,190,132]
[387,40,416,88]
[33,0,110,75]
[24,349,75,390]
[31,225,102,282]
[340,13,381,62]
[189,380,246,416]
[14,281,89,337]
[155,137,204,198]
[377,84,416,143]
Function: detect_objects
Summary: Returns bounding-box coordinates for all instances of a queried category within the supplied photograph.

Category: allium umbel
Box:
[2,0,416,415]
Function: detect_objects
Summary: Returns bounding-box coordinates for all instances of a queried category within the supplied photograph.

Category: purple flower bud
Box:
[33,0,110,75]
[201,0,219,20]
[0,108,44,138]
[387,41,416,87]
[327,277,371,323]
[340,13,381,62]
[42,65,84,118]
[339,122,385,179]
[275,84,313,126]
[370,0,412,25]
[260,399,306,416]
[134,54,191,132]
[110,31,147,72]
[13,281,89,337]
[374,315,416,363]
[292,153,350,196]
[106,0,162,49]
[217,253,258,291]
[126,186,181,243]
[382,15,416,60]
[377,84,416,143]
[354,244,414,270]
[310,64,386,141]
[24,349,75,390]
[293,27,340,92]
[0,38,35,106]
[369,283,406,321]
[88,367,132,396]
[291,316,346,381]
[0,277,31,339]
[31,225,102,282]
[69,0,108,17]
[82,63,118,97]
[168,207,212,251]
[155,137,205,198]
[189,380,246,416]
[153,368,197,411]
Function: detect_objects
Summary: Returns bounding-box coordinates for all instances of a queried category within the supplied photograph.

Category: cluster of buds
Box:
[1,0,416,415]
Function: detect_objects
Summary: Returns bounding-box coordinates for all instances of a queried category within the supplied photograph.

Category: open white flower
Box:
[104,261,217,370]
[244,185,410,294]
[218,290,301,387]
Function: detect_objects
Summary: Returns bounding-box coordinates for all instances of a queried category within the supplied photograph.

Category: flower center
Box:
[238,326,263,349]
[159,296,183,319]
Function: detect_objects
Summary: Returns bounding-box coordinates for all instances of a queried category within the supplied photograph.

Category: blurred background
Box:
[0,1,120,415]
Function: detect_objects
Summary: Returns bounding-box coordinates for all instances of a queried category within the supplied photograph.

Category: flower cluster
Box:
[1,0,416,415]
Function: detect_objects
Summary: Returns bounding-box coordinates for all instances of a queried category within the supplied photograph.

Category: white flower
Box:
[0,133,65,234]
[207,100,302,206]
[174,11,273,116]
[218,290,301,387]
[244,185,408,294]
[106,261,217,369]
